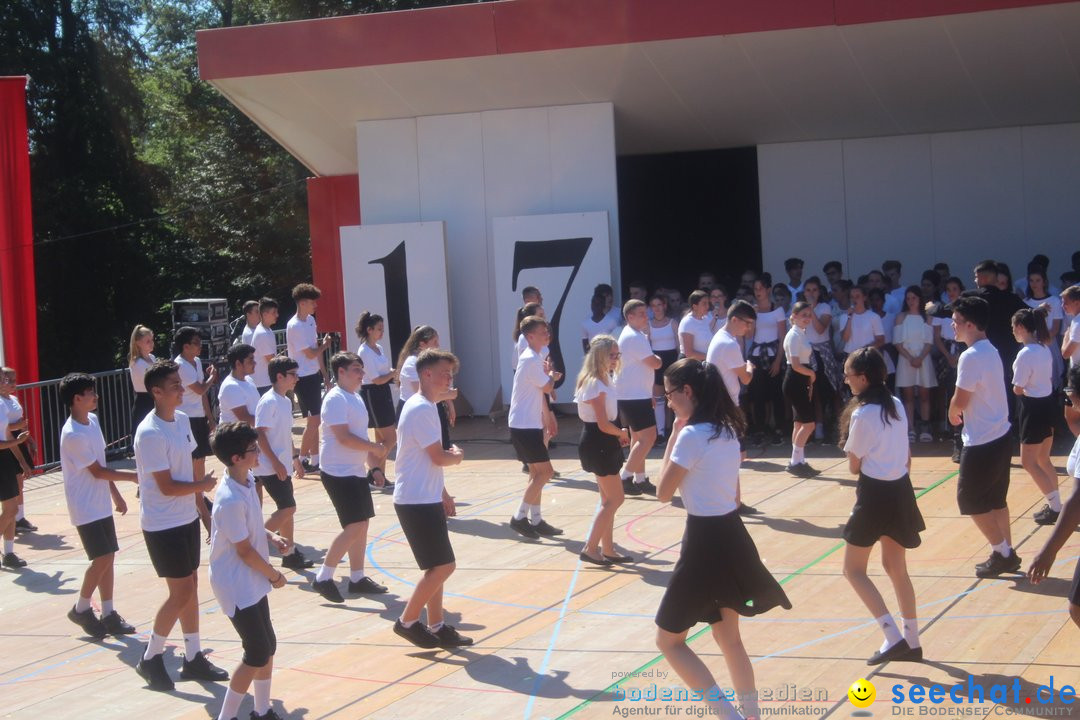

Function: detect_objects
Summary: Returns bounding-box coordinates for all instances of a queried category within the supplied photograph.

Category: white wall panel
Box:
[355,119,420,224]
[1022,124,1080,254]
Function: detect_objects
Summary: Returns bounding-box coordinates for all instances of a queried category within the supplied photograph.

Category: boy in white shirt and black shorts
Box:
[286,283,333,473]
[251,298,279,396]
[392,349,472,649]
[617,300,663,497]
[173,326,217,536]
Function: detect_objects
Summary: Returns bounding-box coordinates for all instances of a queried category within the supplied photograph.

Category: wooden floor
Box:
[3,416,1079,720]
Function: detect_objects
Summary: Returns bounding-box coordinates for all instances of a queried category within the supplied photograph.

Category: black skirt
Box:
[131,392,154,434]
[1018,394,1056,445]
[656,511,791,633]
[578,421,623,476]
[844,473,925,548]
[360,383,396,429]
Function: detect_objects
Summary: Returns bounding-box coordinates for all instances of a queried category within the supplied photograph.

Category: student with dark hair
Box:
[1011,307,1060,525]
[882,260,905,310]
[251,298,279,396]
[521,286,542,306]
[655,358,790,719]
[0,369,29,567]
[840,347,924,665]
[771,283,792,315]
[134,360,226,691]
[698,272,717,292]
[254,355,311,571]
[1024,265,1064,388]
[784,257,804,297]
[208,422,291,720]
[617,300,663,496]
[627,280,648,303]
[311,352,388,603]
[60,373,138,639]
[894,286,936,443]
[748,275,787,446]
[1,367,35,531]
[801,277,840,442]
[823,261,844,287]
[218,344,259,427]
[950,297,1018,579]
[173,326,216,537]
[392,349,472,649]
[783,302,818,476]
[649,293,679,441]
[288,283,334,474]
[678,290,714,362]
[1062,286,1080,369]
[240,300,261,346]
[962,261,1026,388]
[933,277,967,461]
[582,291,619,352]
[356,311,398,490]
[595,282,622,328]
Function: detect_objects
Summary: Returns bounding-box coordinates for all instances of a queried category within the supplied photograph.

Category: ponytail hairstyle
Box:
[576,334,619,394]
[129,324,154,365]
[397,324,438,370]
[663,358,746,441]
[354,311,383,343]
[1011,306,1051,345]
[514,302,543,341]
[688,290,709,312]
[839,347,900,443]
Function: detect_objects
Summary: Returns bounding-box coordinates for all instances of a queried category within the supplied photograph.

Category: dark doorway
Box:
[617,147,761,298]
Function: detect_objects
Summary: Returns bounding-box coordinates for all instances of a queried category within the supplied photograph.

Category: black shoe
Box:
[1034,505,1060,526]
[180,651,229,681]
[348,576,388,594]
[393,618,439,649]
[786,462,819,478]
[2,552,26,568]
[67,606,107,639]
[301,459,319,474]
[251,710,284,720]
[435,624,474,648]
[867,639,922,665]
[579,551,612,566]
[738,503,761,516]
[622,476,643,496]
[312,578,344,603]
[281,550,314,569]
[509,516,540,539]
[101,610,136,635]
[975,550,1022,578]
[770,431,784,446]
[14,517,36,533]
[136,652,175,691]
[636,478,657,496]
[551,470,562,479]
[603,553,634,564]
[368,468,394,491]
[951,447,961,463]
[521,463,529,474]
[531,519,563,537]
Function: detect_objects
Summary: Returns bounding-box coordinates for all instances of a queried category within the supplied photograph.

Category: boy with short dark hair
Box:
[173,326,217,537]
[60,373,139,639]
[209,422,290,720]
[240,300,260,346]
[0,370,30,567]
[784,257,804,296]
[219,344,260,427]
[1,367,36,532]
[287,283,334,474]
[251,298,280,396]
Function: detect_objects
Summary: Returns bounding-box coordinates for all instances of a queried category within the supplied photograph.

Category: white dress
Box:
[894,314,937,388]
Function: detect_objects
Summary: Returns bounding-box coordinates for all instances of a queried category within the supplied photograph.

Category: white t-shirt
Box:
[1067,432,1080,479]
[1069,316,1080,368]
[253,390,294,476]
[616,325,655,400]
[933,315,956,343]
[706,329,745,404]
[175,355,206,419]
[359,342,391,385]
[60,413,111,527]
[575,376,618,423]
[511,333,549,372]
[399,355,419,403]
[509,347,549,429]
[678,314,714,356]
[805,304,832,344]
[783,326,812,365]
[786,282,804,298]
[319,386,370,477]
[1013,343,1053,399]
[839,311,884,354]
[130,354,156,393]
[241,324,256,346]
[1026,296,1063,329]
[0,399,8,443]
[393,394,445,505]
[209,472,270,617]
[218,374,260,424]
[582,314,619,342]
[251,324,277,387]
[286,313,320,378]
[751,307,786,347]
[3,394,23,424]
[134,411,198,532]
[843,399,909,481]
[670,423,740,516]
[649,319,678,352]
[955,339,1010,446]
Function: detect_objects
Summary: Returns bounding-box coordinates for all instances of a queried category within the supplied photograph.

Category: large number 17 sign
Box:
[512,237,592,390]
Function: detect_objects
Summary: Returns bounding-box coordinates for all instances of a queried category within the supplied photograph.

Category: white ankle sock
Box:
[513,502,529,521]
[875,613,902,651]
[253,678,271,714]
[653,399,665,434]
[992,540,1012,556]
[429,621,444,633]
[218,688,245,720]
[75,596,92,613]
[791,446,804,464]
[310,453,319,465]
[183,633,201,658]
[349,570,366,583]
[101,599,114,615]
[3,539,13,555]
[316,564,335,583]
[1047,490,1062,512]
[16,505,24,521]
[399,617,416,628]
[902,617,920,648]
[633,472,645,483]
[528,504,543,524]
[144,632,167,660]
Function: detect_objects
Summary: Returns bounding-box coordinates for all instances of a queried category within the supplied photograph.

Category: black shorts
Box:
[228,595,276,668]
[1018,394,1056,445]
[654,349,679,386]
[256,474,296,510]
[16,441,33,470]
[77,516,119,560]
[0,452,18,501]
[844,474,925,549]
[782,369,815,424]
[618,399,656,432]
[360,384,396,429]
[578,422,623,476]
[189,417,212,459]
[320,471,375,527]
[957,431,1013,515]
[143,518,201,578]
[395,502,455,570]
[510,428,549,465]
[294,373,323,417]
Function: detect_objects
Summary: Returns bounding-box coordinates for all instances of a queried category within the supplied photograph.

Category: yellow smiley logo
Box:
[848,678,876,708]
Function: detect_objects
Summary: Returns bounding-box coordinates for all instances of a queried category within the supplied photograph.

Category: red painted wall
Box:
[307,174,359,337]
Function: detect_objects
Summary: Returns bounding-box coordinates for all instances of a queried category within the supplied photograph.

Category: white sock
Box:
[315,564,335,583]
[528,504,543,524]
[992,540,1012,557]
[791,446,804,464]
[143,632,167,660]
[310,453,319,465]
[218,688,245,720]
[633,472,645,484]
[253,678,271,714]
[902,617,920,648]
[653,399,665,434]
[183,633,201,658]
[429,621,444,633]
[3,539,13,555]
[875,613,902,651]
[16,505,24,521]
[1047,490,1062,513]
[101,599,114,615]
[399,616,416,628]
[349,570,366,583]
[75,596,92,613]
[513,502,529,521]
[620,464,631,479]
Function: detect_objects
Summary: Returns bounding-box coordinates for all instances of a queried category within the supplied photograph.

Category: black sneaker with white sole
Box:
[531,519,563,537]
[621,476,643,496]
[312,578,345,603]
[281,550,314,570]
[14,517,36,533]
[101,610,137,635]
[435,624,474,648]
[636,478,657,496]
[180,651,229,681]
[509,516,540,539]
[975,550,1021,578]
[2,552,27,568]
[393,619,439,649]
[67,606,107,639]
[1033,504,1060,526]
[348,576,388,594]
[136,652,175,691]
